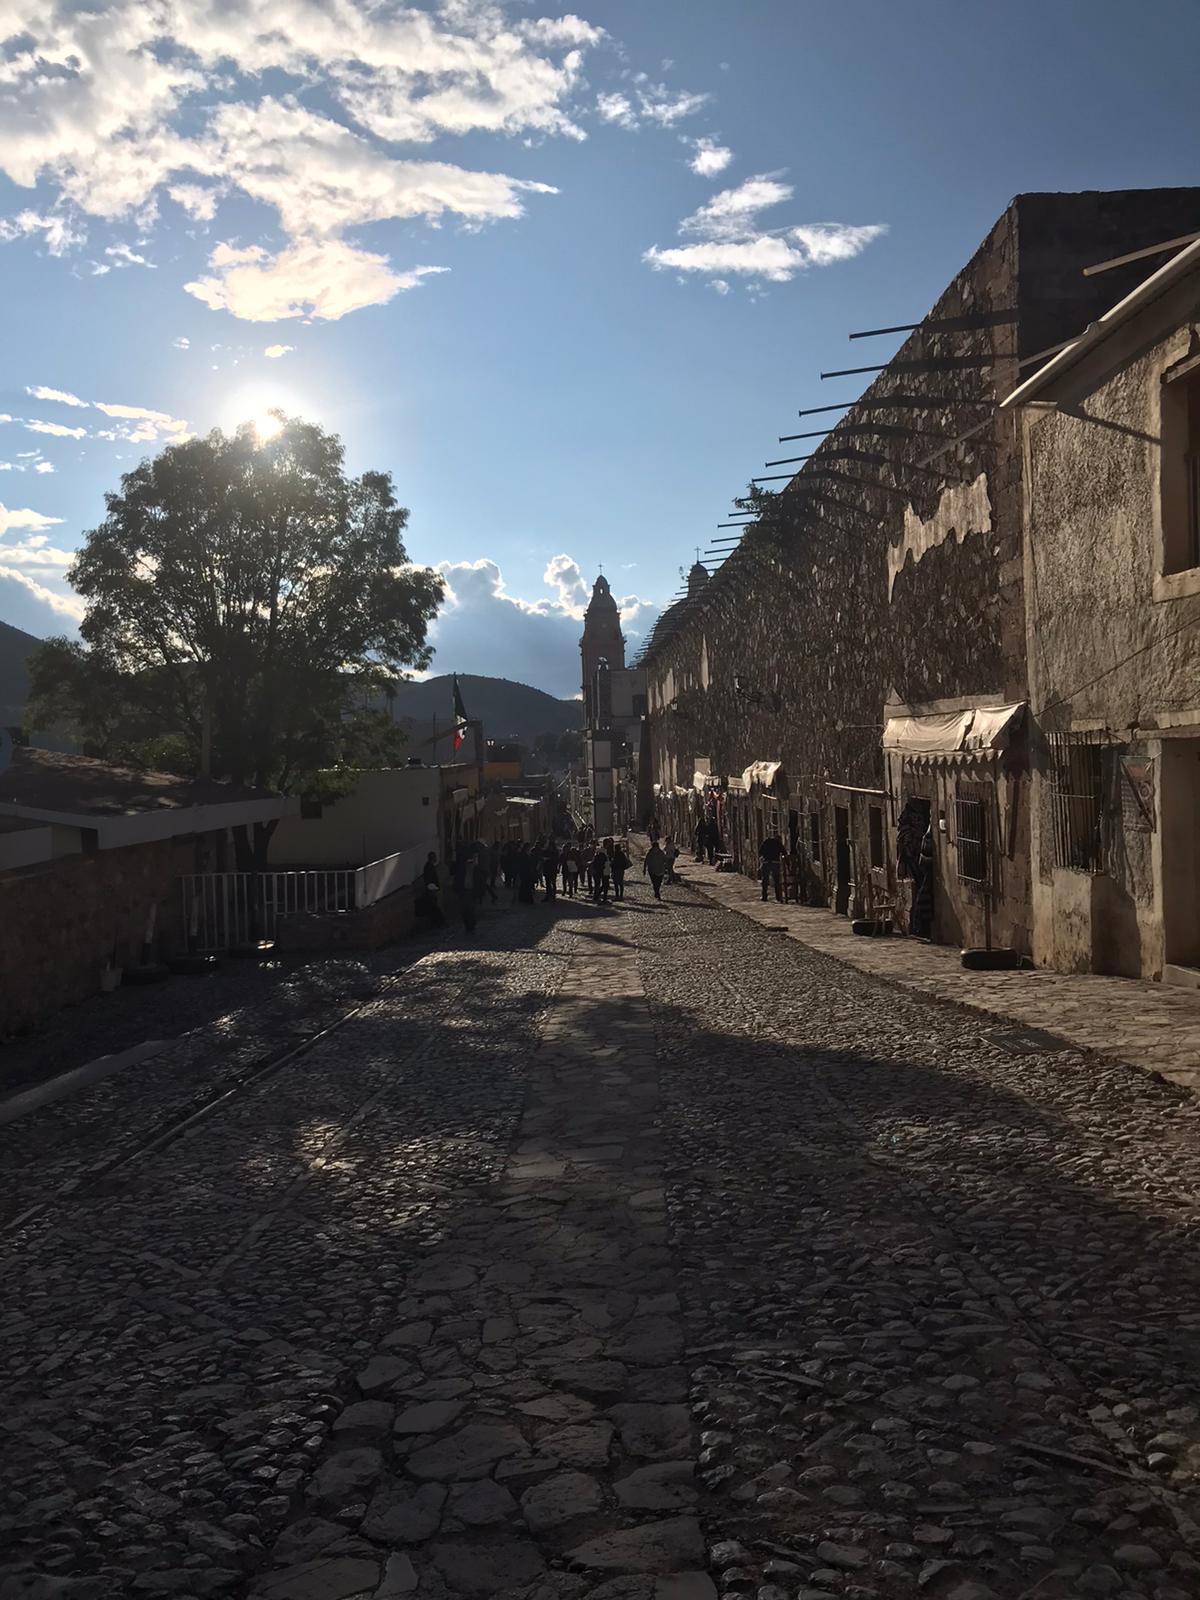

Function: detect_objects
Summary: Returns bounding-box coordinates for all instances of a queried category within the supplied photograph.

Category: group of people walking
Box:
[421,829,678,932]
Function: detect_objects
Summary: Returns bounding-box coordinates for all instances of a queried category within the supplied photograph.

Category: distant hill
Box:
[387,674,580,744]
[0,619,40,728]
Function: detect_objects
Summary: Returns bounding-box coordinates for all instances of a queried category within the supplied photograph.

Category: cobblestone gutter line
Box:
[253,932,713,1600]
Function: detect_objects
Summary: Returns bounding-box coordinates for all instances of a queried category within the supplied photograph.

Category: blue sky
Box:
[2,0,1199,697]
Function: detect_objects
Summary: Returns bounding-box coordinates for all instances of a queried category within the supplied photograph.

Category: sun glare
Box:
[224,383,293,442]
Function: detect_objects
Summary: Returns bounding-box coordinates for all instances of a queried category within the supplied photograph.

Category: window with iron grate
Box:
[955,794,987,883]
[1050,731,1108,872]
[808,809,822,863]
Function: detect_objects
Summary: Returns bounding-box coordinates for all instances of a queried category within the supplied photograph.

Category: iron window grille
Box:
[1050,731,1107,873]
[808,811,822,862]
[955,795,987,883]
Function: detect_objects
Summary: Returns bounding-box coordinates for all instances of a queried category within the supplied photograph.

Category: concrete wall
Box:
[275,884,417,953]
[271,767,440,867]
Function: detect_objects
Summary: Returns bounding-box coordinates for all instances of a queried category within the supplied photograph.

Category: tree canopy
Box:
[28,416,444,859]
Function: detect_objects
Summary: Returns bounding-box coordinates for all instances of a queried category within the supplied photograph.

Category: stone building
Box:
[1003,235,1200,984]
[640,187,1200,957]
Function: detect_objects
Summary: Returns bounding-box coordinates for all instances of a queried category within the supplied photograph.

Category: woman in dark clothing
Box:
[517,845,538,904]
[542,841,560,901]
[910,828,936,940]
[610,840,629,900]
[420,851,444,926]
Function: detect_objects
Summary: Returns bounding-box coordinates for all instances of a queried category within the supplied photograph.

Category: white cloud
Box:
[172,335,190,349]
[26,420,88,439]
[0,503,64,536]
[0,565,85,623]
[687,137,732,177]
[710,278,731,296]
[430,554,655,698]
[645,175,886,287]
[263,343,294,358]
[26,385,88,407]
[0,0,605,320]
[185,239,448,322]
[0,531,72,567]
[596,76,709,131]
[105,241,155,267]
[35,461,56,473]
[0,209,86,254]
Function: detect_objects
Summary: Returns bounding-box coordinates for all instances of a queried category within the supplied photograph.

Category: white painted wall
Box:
[270,767,440,867]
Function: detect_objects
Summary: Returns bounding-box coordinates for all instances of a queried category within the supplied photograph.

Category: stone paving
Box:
[658,853,1200,1095]
[4,878,1200,1600]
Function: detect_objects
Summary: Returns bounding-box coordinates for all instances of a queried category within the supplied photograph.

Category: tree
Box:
[27,416,443,867]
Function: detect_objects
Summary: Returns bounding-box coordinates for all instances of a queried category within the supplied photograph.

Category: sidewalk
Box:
[642,844,1200,1095]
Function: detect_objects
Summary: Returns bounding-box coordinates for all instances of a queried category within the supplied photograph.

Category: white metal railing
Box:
[179,847,428,951]
[180,869,355,951]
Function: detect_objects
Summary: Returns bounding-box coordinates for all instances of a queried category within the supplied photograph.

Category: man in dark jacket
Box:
[760,830,784,902]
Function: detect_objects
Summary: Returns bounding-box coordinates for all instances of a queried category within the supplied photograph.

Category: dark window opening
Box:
[955,794,987,883]
[300,797,324,819]
[1050,732,1107,872]
[868,804,885,869]
[808,810,821,862]
[1162,365,1200,574]
[632,693,648,717]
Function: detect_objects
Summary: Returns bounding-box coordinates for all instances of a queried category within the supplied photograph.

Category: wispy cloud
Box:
[264,343,294,359]
[596,75,709,131]
[26,420,88,440]
[172,336,190,349]
[686,137,733,177]
[26,385,88,407]
[105,242,155,267]
[645,175,887,286]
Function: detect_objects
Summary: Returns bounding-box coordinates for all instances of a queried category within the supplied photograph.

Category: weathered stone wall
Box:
[1023,273,1200,978]
[0,836,198,1036]
[644,189,1200,952]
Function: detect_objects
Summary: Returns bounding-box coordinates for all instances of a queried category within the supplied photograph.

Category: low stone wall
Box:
[0,837,194,1037]
[275,883,418,952]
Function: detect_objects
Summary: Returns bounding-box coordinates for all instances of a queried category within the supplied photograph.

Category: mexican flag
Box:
[452,675,470,751]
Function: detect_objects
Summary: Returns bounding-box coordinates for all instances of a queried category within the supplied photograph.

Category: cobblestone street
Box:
[4,878,1200,1600]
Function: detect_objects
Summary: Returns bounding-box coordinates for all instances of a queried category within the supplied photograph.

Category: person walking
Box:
[542,838,560,902]
[517,843,538,904]
[592,840,610,903]
[420,850,445,927]
[579,839,595,898]
[664,836,680,884]
[705,817,721,865]
[611,839,629,900]
[759,828,785,903]
[644,841,668,900]
[562,841,580,898]
[452,845,477,932]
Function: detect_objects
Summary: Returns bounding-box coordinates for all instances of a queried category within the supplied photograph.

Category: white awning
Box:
[741,760,784,791]
[693,769,722,791]
[883,703,1025,759]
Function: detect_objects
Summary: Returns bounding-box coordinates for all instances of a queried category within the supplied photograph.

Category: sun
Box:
[223,383,294,442]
